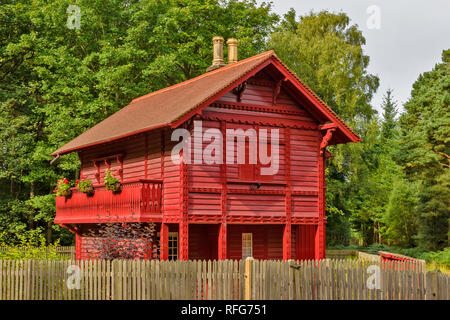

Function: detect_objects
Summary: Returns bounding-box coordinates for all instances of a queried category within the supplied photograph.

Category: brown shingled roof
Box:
[51,50,360,156]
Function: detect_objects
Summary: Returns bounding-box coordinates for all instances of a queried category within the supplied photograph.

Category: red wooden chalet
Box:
[52,38,360,261]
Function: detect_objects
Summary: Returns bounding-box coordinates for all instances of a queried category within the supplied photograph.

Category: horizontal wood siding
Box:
[146,130,162,180]
[290,129,320,191]
[188,120,222,189]
[187,70,321,220]
[291,195,319,217]
[226,194,285,216]
[188,193,221,215]
[163,131,181,216]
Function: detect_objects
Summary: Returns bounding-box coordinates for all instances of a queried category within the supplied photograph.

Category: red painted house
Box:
[52,37,360,261]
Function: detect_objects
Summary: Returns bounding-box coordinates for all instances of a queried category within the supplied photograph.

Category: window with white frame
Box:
[242,233,253,259]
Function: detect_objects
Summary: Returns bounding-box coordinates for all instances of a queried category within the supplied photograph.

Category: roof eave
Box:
[269,56,361,145]
[50,123,170,156]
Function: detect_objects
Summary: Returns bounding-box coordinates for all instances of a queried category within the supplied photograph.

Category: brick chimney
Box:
[227,38,238,64]
[206,36,226,72]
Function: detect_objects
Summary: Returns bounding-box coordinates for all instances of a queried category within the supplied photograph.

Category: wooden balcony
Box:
[55,179,162,224]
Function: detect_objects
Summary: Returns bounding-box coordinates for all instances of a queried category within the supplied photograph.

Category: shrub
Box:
[421,248,450,269]
[86,222,156,260]
[0,230,67,260]
[104,169,121,192]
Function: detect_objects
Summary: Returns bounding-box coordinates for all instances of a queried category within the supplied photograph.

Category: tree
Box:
[0,0,278,244]
[268,10,380,245]
[396,49,450,250]
[383,178,419,247]
[381,89,398,141]
[268,9,379,123]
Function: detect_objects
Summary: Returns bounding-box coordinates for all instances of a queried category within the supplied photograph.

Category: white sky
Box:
[259,0,450,114]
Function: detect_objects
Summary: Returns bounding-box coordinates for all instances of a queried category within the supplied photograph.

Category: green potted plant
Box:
[76,178,94,196]
[104,169,121,192]
[56,178,72,197]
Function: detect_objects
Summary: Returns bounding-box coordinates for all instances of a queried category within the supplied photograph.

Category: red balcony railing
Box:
[55,179,162,224]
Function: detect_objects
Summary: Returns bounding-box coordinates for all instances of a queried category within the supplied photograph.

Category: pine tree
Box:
[381,89,398,141]
[396,49,450,250]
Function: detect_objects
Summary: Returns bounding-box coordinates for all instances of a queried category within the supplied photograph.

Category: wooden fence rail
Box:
[0,259,448,300]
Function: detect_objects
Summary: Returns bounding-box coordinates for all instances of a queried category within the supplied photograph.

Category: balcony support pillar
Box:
[218,223,227,260]
[160,223,169,261]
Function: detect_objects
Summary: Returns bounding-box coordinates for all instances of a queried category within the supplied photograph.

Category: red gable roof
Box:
[51,50,360,156]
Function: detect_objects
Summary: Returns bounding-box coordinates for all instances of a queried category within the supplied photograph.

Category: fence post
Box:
[425,271,439,300]
[244,257,253,300]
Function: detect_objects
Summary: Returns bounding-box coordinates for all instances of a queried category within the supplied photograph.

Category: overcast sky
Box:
[259,0,450,114]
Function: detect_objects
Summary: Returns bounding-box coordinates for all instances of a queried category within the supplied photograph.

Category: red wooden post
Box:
[315,222,326,259]
[218,223,227,259]
[160,223,169,261]
[314,224,321,260]
[144,133,148,179]
[318,149,326,259]
[283,223,291,260]
[318,129,333,259]
[179,221,188,260]
[179,147,189,261]
[283,127,292,261]
[322,219,326,259]
[75,230,81,260]
[218,121,228,260]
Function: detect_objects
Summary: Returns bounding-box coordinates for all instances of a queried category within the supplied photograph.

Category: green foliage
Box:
[381,89,398,142]
[0,229,66,260]
[396,49,450,250]
[0,2,447,253]
[76,178,94,195]
[421,248,450,269]
[104,169,121,192]
[0,0,278,243]
[269,9,379,123]
[268,10,385,246]
[55,177,71,197]
[383,178,419,247]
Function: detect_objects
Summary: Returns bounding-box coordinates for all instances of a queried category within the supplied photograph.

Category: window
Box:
[238,142,256,180]
[168,232,178,260]
[237,129,277,182]
[242,233,253,259]
[156,232,179,260]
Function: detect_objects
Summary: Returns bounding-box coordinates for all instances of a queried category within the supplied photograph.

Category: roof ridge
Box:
[130,50,274,105]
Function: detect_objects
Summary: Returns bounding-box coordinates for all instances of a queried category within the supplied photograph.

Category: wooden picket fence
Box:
[0,259,448,300]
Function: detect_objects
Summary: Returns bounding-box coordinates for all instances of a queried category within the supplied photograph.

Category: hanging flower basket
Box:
[56,178,72,197]
[76,178,94,196]
[104,169,121,192]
